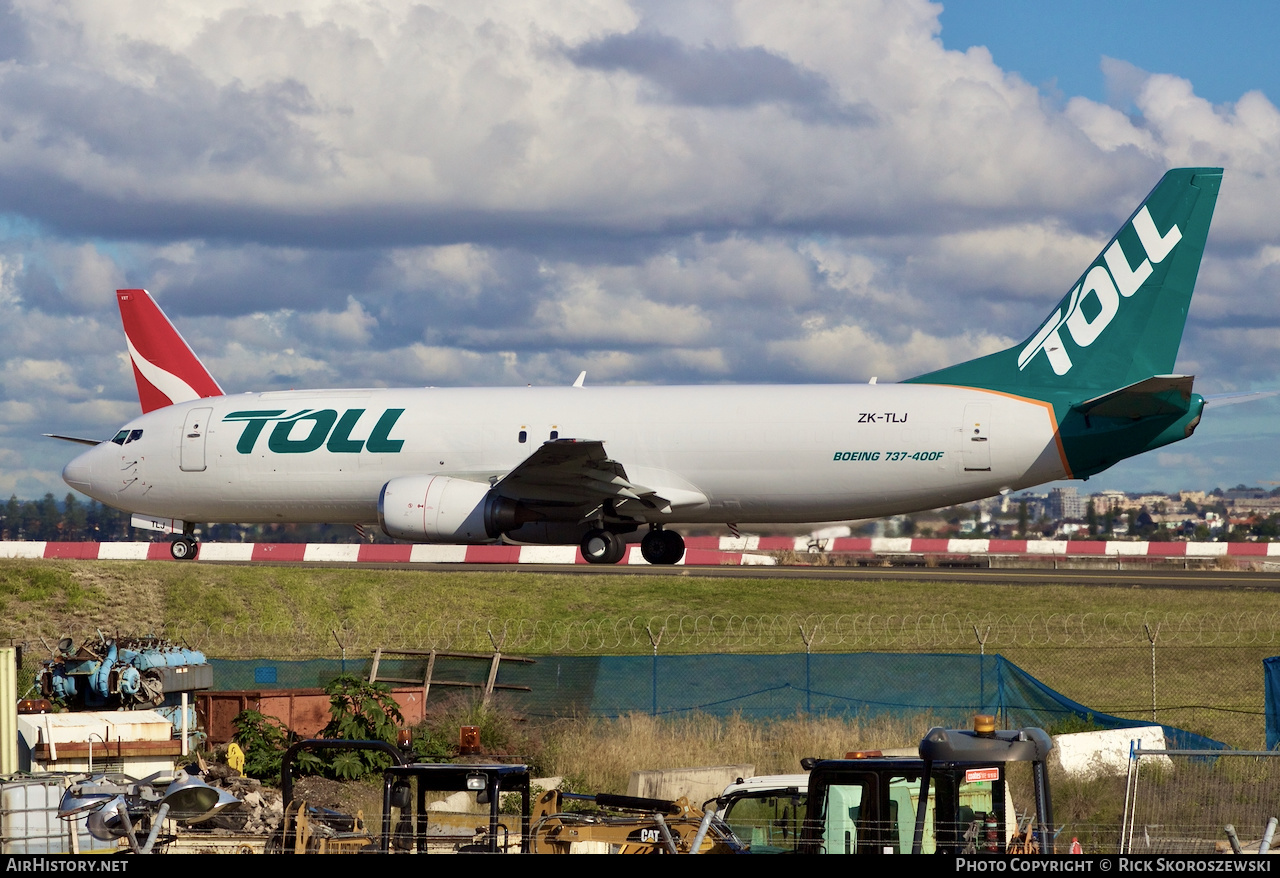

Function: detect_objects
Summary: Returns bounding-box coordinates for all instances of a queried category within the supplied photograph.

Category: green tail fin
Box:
[906,168,1222,401]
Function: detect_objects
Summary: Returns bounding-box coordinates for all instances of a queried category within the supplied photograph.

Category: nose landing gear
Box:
[169,537,199,561]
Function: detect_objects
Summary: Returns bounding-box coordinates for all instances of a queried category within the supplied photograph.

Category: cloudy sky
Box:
[4,0,1280,502]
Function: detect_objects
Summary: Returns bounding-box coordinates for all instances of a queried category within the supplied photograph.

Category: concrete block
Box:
[1051,726,1173,777]
[627,764,754,805]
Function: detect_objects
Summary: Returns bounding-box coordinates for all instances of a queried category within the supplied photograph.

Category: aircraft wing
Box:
[44,433,104,447]
[493,439,702,514]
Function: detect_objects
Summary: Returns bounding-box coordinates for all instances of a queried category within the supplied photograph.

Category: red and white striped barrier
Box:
[2,538,1277,565]
[683,535,1280,558]
[0,541,771,565]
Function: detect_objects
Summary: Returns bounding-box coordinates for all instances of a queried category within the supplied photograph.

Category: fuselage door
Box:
[961,403,991,472]
[180,407,212,473]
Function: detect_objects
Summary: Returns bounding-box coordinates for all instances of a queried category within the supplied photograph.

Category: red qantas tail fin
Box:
[116,289,224,413]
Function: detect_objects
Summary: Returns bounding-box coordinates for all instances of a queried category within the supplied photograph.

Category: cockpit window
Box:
[127,429,143,444]
[111,430,129,445]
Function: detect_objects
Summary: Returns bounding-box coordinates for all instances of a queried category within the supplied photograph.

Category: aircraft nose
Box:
[62,451,95,493]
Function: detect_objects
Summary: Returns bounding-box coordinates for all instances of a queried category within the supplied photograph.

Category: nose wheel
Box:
[640,528,685,565]
[580,528,627,564]
[169,538,199,561]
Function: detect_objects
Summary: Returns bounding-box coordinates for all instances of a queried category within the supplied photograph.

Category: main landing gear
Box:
[641,527,685,566]
[579,526,687,565]
[580,528,627,565]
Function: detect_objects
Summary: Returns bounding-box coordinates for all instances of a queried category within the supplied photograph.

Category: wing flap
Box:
[494,439,706,515]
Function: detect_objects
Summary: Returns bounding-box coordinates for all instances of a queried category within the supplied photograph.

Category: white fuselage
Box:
[63,383,1068,532]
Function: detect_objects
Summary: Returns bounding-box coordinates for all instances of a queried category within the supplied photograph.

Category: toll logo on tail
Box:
[906,167,1221,399]
[117,289,224,413]
[1017,205,1184,376]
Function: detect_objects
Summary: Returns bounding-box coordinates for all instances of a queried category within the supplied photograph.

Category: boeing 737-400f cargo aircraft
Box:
[60,168,1224,563]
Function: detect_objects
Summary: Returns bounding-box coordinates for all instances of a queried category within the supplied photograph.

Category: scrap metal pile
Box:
[37,633,210,711]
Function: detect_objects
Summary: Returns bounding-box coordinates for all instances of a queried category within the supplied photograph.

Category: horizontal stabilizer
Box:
[1204,389,1280,408]
[1073,375,1193,419]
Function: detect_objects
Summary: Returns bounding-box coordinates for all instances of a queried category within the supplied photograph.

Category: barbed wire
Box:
[15,610,1273,748]
[151,611,1280,657]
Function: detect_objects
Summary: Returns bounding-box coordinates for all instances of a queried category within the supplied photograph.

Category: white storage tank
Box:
[0,775,116,854]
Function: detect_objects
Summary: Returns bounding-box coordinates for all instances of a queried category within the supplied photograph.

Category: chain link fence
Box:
[159,610,1280,655]
[1122,749,1280,854]
[47,611,1258,750]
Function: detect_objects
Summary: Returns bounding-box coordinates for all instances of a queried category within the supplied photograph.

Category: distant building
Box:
[1134,494,1174,511]
[1047,487,1085,521]
[1096,490,1128,509]
[1231,497,1280,514]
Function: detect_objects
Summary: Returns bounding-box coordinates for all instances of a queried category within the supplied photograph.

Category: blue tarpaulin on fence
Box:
[210,651,1224,748]
[1264,656,1280,749]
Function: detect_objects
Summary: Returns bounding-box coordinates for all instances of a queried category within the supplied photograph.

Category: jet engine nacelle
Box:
[378,475,519,543]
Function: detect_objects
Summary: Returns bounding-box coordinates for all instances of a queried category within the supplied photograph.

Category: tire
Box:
[170,538,197,560]
[581,528,624,564]
[659,529,685,565]
[642,529,685,565]
[640,530,665,564]
[603,533,627,564]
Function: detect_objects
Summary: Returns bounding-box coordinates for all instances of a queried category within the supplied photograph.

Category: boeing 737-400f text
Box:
[60,168,1225,563]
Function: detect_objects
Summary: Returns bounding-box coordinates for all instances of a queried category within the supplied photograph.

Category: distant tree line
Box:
[1,494,387,543]
[2,493,132,542]
[9,488,1279,546]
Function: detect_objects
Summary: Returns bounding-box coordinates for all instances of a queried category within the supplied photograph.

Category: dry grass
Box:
[7,558,1280,652]
[535,711,939,794]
